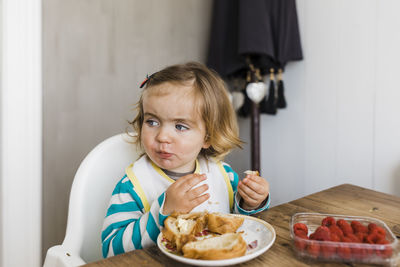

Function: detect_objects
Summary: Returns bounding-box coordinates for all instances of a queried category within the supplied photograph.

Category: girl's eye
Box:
[176,124,189,131]
[145,119,159,127]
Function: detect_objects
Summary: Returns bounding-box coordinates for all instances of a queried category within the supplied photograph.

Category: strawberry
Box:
[337,244,352,260]
[370,226,386,238]
[320,244,336,258]
[307,241,320,258]
[293,223,308,236]
[355,232,367,243]
[341,236,353,243]
[321,216,336,227]
[294,228,308,237]
[330,233,341,242]
[351,244,368,260]
[313,226,331,241]
[344,233,360,243]
[329,224,344,238]
[368,223,377,233]
[351,221,368,234]
[337,219,354,235]
[294,235,308,251]
[365,232,383,244]
[375,239,392,258]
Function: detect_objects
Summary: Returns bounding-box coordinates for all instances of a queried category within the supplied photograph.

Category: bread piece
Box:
[207,213,244,234]
[162,212,208,251]
[170,212,205,220]
[244,170,259,176]
[182,233,247,260]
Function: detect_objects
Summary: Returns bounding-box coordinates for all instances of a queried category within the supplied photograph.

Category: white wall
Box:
[230,0,400,206]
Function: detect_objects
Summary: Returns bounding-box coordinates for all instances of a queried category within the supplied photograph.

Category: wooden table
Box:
[84,184,400,266]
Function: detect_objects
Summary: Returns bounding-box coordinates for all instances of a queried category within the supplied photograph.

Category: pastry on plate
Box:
[182,232,247,260]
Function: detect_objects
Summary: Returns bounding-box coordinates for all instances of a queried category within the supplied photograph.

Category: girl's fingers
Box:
[190,193,209,208]
[179,174,207,192]
[238,188,259,207]
[238,186,258,204]
[242,176,268,195]
[239,181,263,200]
[187,183,209,200]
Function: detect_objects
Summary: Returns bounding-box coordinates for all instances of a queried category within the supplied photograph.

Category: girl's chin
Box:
[153,159,193,173]
[152,157,176,169]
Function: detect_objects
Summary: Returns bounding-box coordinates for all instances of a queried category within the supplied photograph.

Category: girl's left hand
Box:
[237,173,269,210]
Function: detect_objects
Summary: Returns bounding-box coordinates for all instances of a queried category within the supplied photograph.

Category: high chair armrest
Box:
[43,245,86,267]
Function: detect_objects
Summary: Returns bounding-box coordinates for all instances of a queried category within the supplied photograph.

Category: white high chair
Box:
[43,133,139,267]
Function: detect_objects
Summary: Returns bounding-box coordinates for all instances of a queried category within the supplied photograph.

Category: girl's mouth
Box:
[158,151,173,159]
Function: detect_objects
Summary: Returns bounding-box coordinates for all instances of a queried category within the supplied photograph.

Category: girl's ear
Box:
[202,142,211,149]
[202,134,211,149]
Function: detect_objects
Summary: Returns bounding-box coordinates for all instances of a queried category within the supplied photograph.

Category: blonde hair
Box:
[129,62,242,160]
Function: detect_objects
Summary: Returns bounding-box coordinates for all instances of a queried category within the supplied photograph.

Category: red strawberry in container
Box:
[370,226,386,238]
[375,239,392,258]
[320,243,336,259]
[313,226,331,241]
[329,224,344,238]
[354,232,367,243]
[330,233,341,242]
[368,223,377,232]
[293,222,309,252]
[351,244,368,260]
[337,219,354,236]
[307,240,320,259]
[344,233,360,243]
[351,220,368,234]
[341,235,353,243]
[294,235,308,251]
[337,244,352,260]
[365,232,384,244]
[293,223,308,236]
[321,216,336,227]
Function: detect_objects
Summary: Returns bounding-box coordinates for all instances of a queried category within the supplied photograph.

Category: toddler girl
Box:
[101,62,270,257]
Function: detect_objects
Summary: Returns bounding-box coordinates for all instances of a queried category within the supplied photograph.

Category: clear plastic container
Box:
[290,213,399,266]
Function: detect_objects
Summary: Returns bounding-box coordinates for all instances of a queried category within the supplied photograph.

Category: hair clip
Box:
[139,72,157,88]
[139,74,150,88]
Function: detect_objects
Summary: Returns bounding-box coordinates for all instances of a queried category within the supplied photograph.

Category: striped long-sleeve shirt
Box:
[101,159,270,258]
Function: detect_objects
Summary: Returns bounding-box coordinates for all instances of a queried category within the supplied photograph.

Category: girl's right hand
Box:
[162,173,209,215]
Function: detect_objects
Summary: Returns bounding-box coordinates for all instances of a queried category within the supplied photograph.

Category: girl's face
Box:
[141,82,210,173]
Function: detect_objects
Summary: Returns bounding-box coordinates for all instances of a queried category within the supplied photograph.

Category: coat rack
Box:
[245,59,265,173]
[251,100,260,172]
[206,0,304,175]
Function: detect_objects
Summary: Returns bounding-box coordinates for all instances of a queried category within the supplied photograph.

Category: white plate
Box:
[157,214,276,266]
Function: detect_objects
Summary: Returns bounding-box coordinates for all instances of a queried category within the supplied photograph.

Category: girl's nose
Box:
[156,126,172,143]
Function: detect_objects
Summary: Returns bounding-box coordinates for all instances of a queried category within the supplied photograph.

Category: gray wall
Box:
[43,0,213,259]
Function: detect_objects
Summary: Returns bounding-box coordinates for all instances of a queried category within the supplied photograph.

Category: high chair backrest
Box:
[50,133,139,264]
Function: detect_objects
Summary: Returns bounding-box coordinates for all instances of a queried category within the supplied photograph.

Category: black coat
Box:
[207,0,303,78]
